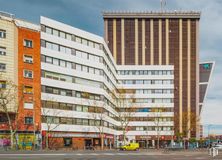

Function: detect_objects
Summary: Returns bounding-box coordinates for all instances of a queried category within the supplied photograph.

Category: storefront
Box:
[42,131,114,150]
[136,135,173,148]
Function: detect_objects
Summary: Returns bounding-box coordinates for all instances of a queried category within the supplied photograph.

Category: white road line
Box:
[0,154,66,156]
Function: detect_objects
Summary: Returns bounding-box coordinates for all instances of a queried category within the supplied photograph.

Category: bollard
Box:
[209,148,212,156]
[212,148,215,157]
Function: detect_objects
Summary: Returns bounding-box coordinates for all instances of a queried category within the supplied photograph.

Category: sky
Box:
[0,0,221,135]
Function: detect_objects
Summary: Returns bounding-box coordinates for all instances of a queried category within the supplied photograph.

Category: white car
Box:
[214,144,222,150]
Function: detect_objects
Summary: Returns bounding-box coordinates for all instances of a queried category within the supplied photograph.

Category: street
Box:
[0,150,221,160]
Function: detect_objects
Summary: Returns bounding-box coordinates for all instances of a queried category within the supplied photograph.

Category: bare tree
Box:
[153,108,163,150]
[90,103,106,150]
[0,75,23,149]
[41,102,61,150]
[116,89,135,145]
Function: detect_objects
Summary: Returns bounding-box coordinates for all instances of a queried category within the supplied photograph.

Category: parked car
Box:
[214,144,222,150]
[120,143,139,151]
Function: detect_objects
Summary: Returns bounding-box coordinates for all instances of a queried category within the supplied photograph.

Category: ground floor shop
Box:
[0,131,41,150]
[135,135,174,148]
[42,131,114,150]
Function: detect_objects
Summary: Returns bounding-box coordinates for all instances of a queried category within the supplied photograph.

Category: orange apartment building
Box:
[0,12,41,149]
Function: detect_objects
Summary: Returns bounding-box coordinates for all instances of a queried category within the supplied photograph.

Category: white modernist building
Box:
[40,16,174,148]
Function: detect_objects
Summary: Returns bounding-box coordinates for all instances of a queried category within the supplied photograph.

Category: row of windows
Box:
[135,89,174,94]
[42,40,102,64]
[41,55,102,75]
[42,86,101,100]
[134,126,173,131]
[127,117,173,122]
[122,98,174,103]
[119,108,174,112]
[42,85,116,110]
[0,115,33,125]
[42,70,117,103]
[42,100,117,119]
[42,116,116,129]
[41,116,172,131]
[118,70,173,76]
[135,98,174,103]
[43,25,102,50]
[120,79,174,85]
[42,70,102,88]
[41,55,116,91]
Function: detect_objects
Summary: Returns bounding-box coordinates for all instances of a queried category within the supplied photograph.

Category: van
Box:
[120,143,139,151]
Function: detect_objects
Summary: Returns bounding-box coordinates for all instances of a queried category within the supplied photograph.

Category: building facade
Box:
[0,10,214,150]
[0,12,41,149]
[103,11,201,139]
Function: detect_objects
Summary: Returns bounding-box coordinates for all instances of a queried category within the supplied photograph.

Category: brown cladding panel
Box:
[162,19,166,65]
[153,19,159,65]
[145,19,150,65]
[138,19,143,65]
[182,20,188,134]
[116,19,122,65]
[107,19,113,56]
[169,19,179,134]
[124,19,135,65]
[190,19,197,137]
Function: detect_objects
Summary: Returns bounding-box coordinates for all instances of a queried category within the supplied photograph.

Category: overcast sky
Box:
[0,0,221,134]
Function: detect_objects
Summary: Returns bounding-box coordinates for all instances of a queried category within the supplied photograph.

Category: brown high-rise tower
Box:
[103,11,201,138]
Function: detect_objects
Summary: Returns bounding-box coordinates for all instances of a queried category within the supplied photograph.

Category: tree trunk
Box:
[101,134,104,150]
[46,132,49,150]
[6,111,14,149]
[157,136,160,150]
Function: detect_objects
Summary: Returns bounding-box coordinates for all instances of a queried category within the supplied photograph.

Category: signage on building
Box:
[51,133,100,138]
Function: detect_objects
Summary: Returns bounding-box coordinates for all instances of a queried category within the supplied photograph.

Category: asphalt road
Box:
[0,150,221,160]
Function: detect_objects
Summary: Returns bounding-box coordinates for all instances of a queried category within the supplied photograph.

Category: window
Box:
[0,63,6,71]
[24,102,33,109]
[24,70,33,78]
[0,30,6,38]
[64,138,72,147]
[25,117,33,124]
[66,34,71,40]
[76,105,82,112]
[0,81,6,89]
[46,57,53,64]
[24,86,33,94]
[0,47,6,56]
[60,32,66,39]
[23,39,33,48]
[53,29,59,36]
[46,27,52,34]
[53,58,59,65]
[23,55,33,63]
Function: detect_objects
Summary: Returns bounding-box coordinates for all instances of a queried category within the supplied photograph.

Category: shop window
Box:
[63,138,72,147]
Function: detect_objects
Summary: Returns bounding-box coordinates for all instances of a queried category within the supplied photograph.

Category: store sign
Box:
[138,136,152,139]
[51,133,99,138]
[104,135,114,139]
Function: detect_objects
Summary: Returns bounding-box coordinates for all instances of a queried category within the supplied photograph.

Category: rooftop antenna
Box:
[160,0,166,12]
